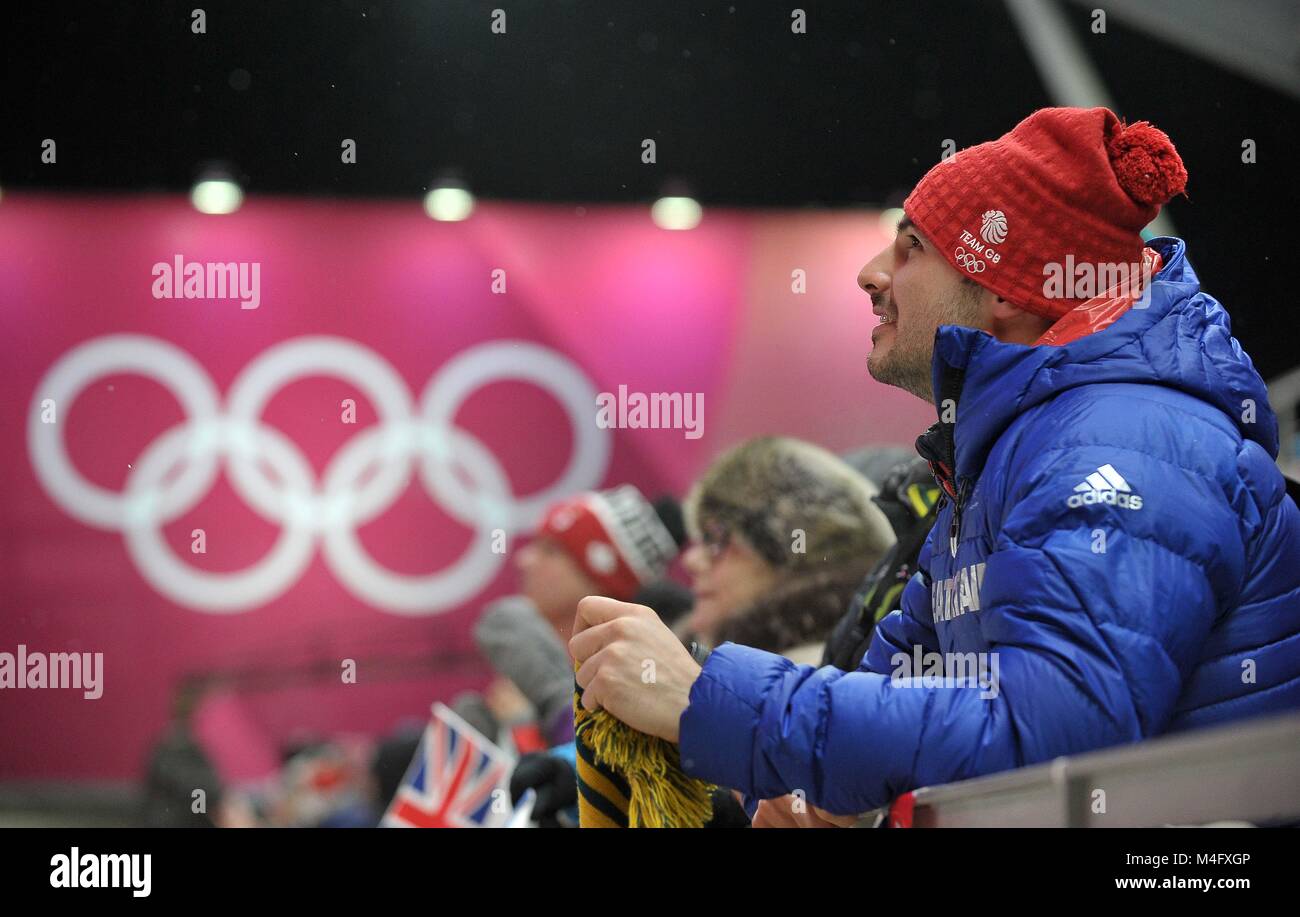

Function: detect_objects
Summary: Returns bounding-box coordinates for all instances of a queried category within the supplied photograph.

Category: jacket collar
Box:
[921,238,1277,482]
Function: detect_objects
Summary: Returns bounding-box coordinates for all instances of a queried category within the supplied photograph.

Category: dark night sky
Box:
[4,1,1297,381]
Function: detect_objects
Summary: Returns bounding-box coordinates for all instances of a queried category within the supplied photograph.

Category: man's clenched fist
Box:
[569,596,702,743]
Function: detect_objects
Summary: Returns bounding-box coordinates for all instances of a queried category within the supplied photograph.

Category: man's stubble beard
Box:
[867,281,985,406]
[868,338,934,404]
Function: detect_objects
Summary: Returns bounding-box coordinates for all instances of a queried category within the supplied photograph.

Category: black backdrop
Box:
[4,1,1296,382]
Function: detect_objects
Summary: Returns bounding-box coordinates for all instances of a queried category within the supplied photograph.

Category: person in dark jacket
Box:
[822,456,940,672]
[565,107,1300,824]
[139,682,221,828]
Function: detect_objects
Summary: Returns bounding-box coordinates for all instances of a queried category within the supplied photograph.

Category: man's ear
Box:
[984,290,1054,344]
[986,291,1020,322]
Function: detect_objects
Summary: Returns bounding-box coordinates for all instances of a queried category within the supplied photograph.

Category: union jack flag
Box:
[382,703,516,828]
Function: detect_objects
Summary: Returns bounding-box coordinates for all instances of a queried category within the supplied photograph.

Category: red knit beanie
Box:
[538,485,680,601]
[904,107,1188,320]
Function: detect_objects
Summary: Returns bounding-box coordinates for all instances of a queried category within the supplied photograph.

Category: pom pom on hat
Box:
[1107,119,1188,207]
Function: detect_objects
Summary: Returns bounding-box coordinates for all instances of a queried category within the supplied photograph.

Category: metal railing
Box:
[857,711,1300,827]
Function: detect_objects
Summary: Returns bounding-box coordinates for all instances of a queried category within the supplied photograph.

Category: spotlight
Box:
[879,207,906,237]
[651,195,701,231]
[424,182,475,221]
[191,169,243,215]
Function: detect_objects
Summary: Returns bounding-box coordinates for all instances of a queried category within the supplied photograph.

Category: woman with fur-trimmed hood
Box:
[679,437,895,665]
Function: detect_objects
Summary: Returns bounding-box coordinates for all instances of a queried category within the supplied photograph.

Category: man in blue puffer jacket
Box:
[566,107,1300,821]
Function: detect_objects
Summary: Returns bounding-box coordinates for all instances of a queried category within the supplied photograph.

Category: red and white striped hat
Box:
[538,485,680,601]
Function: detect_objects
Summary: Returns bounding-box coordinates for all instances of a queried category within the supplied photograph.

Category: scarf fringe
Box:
[575,697,715,828]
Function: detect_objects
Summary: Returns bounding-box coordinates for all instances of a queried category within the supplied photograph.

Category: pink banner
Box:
[0,194,931,781]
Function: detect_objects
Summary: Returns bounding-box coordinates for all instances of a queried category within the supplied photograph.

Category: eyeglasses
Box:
[696,520,732,561]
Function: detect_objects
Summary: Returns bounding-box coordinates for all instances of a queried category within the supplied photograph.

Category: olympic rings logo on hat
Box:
[27,335,611,616]
[953,247,986,274]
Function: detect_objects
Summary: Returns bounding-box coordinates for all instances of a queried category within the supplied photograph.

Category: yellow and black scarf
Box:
[572,683,715,828]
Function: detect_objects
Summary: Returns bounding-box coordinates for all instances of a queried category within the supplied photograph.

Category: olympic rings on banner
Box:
[28,335,611,615]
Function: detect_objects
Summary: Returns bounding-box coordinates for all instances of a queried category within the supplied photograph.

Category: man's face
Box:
[515,537,599,626]
[859,216,985,403]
